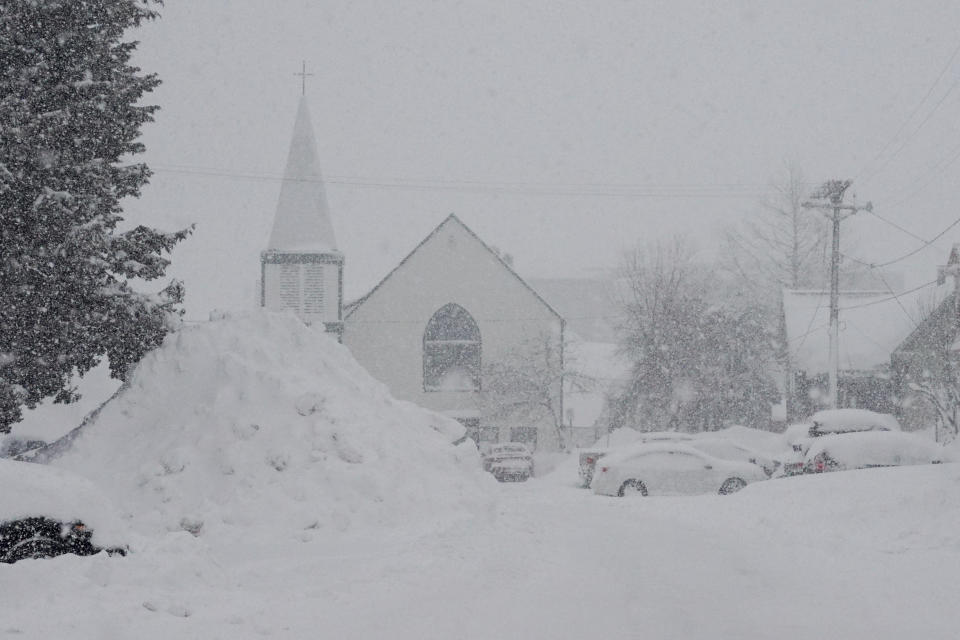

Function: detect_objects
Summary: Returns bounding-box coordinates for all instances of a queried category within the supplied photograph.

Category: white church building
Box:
[261,96,567,451]
[344,215,566,451]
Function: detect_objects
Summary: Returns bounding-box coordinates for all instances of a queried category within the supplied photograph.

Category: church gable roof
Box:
[345,214,562,322]
[266,96,338,253]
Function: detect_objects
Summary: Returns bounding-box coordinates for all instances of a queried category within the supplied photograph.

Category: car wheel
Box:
[719,477,747,495]
[617,479,648,497]
[3,536,64,563]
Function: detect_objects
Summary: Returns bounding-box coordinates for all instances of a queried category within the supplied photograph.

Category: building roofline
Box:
[345,213,563,323]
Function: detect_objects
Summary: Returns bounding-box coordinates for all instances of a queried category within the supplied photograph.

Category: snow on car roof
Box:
[705,425,785,454]
[805,431,943,467]
[0,459,127,548]
[584,429,693,453]
[808,409,901,433]
[603,441,711,463]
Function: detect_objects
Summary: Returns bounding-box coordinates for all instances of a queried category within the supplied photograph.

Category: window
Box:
[478,426,500,443]
[510,426,538,449]
[423,304,481,391]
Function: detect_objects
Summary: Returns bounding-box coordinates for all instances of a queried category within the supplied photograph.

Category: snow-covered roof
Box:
[265,96,338,253]
[782,288,930,374]
[527,278,620,342]
[563,337,630,428]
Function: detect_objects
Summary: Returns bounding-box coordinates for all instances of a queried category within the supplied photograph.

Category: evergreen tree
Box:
[0,0,190,431]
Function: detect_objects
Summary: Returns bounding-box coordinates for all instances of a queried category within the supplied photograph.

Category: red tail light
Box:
[600,466,608,473]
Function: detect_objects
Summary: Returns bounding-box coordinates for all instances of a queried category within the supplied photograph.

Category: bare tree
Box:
[722,163,828,312]
[481,331,587,451]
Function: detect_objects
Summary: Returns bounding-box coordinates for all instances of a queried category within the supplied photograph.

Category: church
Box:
[261,96,567,451]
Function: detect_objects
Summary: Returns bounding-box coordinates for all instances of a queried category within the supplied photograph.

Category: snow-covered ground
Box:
[3,311,959,638]
[3,463,960,638]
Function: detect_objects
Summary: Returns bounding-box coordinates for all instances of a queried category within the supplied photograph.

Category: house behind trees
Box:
[781,288,933,422]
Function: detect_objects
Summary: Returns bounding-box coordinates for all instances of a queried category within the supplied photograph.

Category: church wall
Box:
[344,219,563,451]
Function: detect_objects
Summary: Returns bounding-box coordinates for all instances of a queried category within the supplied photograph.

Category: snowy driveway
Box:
[4,463,960,639]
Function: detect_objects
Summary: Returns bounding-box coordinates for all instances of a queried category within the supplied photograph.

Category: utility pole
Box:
[802,180,872,409]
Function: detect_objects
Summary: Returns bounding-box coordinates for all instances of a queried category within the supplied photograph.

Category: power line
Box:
[838,279,939,311]
[154,161,781,191]
[875,270,920,330]
[857,36,960,184]
[883,139,960,210]
[858,217,960,269]
[866,210,927,244]
[149,164,780,199]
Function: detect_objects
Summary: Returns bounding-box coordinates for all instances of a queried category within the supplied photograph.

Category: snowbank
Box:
[53,310,492,539]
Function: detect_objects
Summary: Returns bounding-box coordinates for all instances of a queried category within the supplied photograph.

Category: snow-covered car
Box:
[483,443,534,481]
[591,443,768,497]
[689,437,781,477]
[489,456,534,482]
[779,410,903,476]
[778,448,807,477]
[578,432,695,487]
[803,431,944,474]
[807,408,901,437]
[0,459,127,563]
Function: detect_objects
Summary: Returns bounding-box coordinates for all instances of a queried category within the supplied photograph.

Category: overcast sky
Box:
[122,0,960,319]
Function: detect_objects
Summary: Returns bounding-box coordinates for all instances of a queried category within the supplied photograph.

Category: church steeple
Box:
[261,93,344,339]
[267,96,337,252]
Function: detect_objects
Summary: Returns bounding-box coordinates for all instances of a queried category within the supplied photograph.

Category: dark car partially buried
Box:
[0,459,127,564]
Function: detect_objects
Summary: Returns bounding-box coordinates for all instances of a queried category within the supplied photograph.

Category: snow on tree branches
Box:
[607,239,779,433]
[0,0,191,431]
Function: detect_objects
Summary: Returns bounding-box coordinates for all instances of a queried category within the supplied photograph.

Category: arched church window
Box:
[423,303,481,392]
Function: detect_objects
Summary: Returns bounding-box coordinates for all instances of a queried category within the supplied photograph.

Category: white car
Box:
[0,459,127,563]
[578,432,695,487]
[591,443,768,497]
[803,431,944,474]
[689,437,781,477]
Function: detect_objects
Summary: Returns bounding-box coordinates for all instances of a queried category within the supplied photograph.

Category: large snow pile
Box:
[53,311,491,540]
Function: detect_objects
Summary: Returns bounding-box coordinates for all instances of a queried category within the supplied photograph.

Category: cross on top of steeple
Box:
[294,60,313,96]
